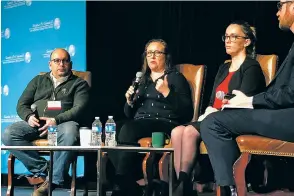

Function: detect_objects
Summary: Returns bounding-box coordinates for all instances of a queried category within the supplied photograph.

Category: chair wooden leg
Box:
[83,180,88,196]
[101,153,109,196]
[216,186,221,196]
[233,152,252,196]
[83,154,89,196]
[145,152,158,196]
[142,152,150,185]
[70,156,77,196]
[159,152,169,182]
[7,153,15,196]
[48,151,54,196]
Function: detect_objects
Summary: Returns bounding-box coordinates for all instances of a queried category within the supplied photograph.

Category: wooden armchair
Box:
[139,64,206,185]
[231,55,294,196]
[198,54,279,195]
[6,70,92,196]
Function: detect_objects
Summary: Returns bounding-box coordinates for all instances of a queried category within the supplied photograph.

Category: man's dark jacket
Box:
[17,71,90,125]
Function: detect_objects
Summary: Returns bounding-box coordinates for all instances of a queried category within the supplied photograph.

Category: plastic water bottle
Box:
[105,116,116,147]
[48,125,58,146]
[91,117,102,146]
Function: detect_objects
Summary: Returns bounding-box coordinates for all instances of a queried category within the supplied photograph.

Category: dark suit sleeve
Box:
[253,55,294,109]
[239,63,266,96]
[165,72,193,123]
[17,76,39,121]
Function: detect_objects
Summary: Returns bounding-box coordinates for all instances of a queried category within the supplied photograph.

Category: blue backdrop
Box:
[1,1,86,177]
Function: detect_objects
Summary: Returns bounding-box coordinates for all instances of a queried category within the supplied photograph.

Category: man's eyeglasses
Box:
[50,58,71,65]
[146,50,166,57]
[277,1,293,10]
[222,35,248,42]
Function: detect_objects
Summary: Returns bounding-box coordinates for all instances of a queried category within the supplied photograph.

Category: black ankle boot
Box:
[111,175,127,196]
[172,172,196,196]
[157,180,168,196]
[220,186,237,196]
[111,184,126,196]
[114,174,144,196]
[129,182,144,196]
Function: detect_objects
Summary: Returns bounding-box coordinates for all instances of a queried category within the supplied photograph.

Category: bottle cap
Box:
[108,116,113,119]
[95,117,100,120]
[80,127,90,130]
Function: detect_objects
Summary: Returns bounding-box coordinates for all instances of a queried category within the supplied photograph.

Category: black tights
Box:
[115,119,177,176]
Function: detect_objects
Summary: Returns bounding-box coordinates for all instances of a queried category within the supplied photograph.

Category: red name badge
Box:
[47,101,62,110]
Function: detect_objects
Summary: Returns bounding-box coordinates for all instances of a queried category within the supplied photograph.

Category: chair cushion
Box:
[176,64,205,122]
[33,139,49,146]
[256,55,278,86]
[236,135,294,157]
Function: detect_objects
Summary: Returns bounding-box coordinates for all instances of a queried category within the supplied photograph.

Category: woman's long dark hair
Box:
[140,39,173,84]
[230,20,257,59]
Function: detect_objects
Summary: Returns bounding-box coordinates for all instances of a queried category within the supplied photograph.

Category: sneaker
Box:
[31,180,56,196]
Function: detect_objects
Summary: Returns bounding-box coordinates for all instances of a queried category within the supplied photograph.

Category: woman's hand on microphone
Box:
[156,75,170,97]
[125,86,135,105]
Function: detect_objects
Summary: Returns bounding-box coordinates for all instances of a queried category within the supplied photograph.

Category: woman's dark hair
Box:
[230,20,257,59]
[140,39,173,84]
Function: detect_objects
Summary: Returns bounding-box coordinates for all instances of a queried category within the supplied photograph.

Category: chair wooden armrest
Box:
[138,137,152,147]
[233,135,294,196]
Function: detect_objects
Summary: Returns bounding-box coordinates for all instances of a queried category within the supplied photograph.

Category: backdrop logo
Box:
[25,0,32,6]
[68,45,76,57]
[4,28,10,39]
[54,18,61,30]
[3,52,31,64]
[2,85,9,96]
[25,52,31,63]
[4,1,26,9]
[1,115,22,123]
[43,49,54,58]
[29,18,61,32]
[1,145,7,155]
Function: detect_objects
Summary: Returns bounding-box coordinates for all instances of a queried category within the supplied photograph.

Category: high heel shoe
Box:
[157,180,169,196]
[172,172,196,196]
[111,175,127,196]
[111,174,144,196]
[172,181,184,196]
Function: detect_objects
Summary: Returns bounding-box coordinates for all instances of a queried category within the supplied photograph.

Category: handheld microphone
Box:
[130,72,143,101]
[31,104,46,127]
[31,104,40,120]
[224,93,236,100]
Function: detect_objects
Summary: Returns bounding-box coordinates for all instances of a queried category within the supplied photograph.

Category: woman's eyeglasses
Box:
[222,35,248,42]
[146,50,166,57]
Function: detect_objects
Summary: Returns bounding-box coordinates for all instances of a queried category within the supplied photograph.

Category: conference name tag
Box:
[47,101,62,110]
